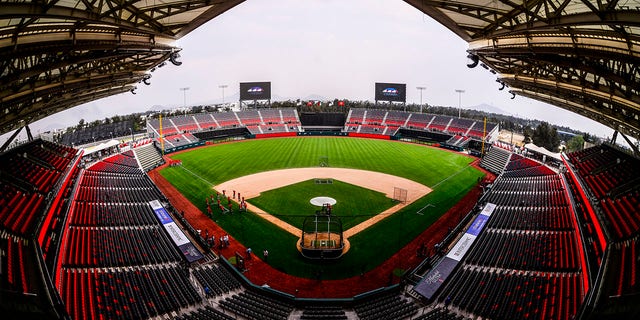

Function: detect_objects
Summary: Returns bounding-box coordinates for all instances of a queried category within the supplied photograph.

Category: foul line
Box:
[416,204,435,215]
[177,165,215,187]
[431,163,473,189]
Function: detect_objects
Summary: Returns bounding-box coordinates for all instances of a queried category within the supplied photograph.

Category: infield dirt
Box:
[213,167,432,238]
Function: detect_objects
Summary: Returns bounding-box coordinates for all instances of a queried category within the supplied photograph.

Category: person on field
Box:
[263,249,269,261]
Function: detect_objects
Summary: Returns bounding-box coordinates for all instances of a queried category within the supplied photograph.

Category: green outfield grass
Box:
[248,179,396,230]
[160,137,484,279]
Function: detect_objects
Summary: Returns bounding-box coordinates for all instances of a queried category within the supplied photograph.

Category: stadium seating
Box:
[175,305,235,320]
[446,118,475,135]
[354,291,418,320]
[364,109,386,124]
[60,120,136,146]
[438,267,581,320]
[147,109,301,141]
[6,131,637,320]
[236,110,262,125]
[1,235,36,295]
[406,113,434,130]
[564,144,640,302]
[58,151,207,319]
[0,140,78,236]
[133,142,164,171]
[159,132,200,150]
[60,266,201,320]
[260,108,283,124]
[171,115,200,132]
[300,305,348,320]
[0,140,81,311]
[479,145,512,174]
[193,113,219,130]
[444,135,470,148]
[212,112,241,128]
[343,109,498,140]
[384,110,410,126]
[566,144,640,241]
[413,307,471,320]
[147,118,180,137]
[193,264,242,297]
[346,108,366,124]
[431,151,584,320]
[426,116,451,132]
[219,290,294,320]
[280,108,300,123]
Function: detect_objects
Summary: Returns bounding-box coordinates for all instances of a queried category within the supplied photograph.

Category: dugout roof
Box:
[1,0,639,140]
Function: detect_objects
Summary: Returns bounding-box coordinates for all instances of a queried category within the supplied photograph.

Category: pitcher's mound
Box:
[310,196,337,207]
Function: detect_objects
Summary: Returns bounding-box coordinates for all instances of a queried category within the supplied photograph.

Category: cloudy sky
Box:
[3,0,623,145]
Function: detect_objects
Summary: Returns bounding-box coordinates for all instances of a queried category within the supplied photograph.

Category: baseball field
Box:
[160,137,484,279]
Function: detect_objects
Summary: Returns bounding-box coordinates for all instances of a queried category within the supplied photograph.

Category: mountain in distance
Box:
[146,92,332,111]
[468,103,512,116]
[301,94,327,102]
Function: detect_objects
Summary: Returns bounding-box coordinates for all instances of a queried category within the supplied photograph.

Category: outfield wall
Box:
[347,132,391,140]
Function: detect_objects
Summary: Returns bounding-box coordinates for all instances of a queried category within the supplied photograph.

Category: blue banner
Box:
[414,202,496,300]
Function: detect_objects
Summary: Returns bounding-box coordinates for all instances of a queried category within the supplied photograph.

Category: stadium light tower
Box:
[180,87,190,108]
[455,89,465,118]
[416,86,426,113]
[219,84,228,104]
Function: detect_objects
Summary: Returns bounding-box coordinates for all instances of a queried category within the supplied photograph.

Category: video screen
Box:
[375,82,406,102]
[239,82,271,100]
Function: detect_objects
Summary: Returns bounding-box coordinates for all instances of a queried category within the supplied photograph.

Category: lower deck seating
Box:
[438,267,582,320]
[60,266,201,320]
[354,291,418,320]
[413,307,471,320]
[432,153,584,320]
[300,306,347,320]
[175,305,235,320]
[606,239,639,297]
[193,264,242,297]
[480,146,511,175]
[133,143,163,171]
[219,290,294,320]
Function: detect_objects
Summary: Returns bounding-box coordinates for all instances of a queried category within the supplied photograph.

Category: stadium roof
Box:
[1,0,639,140]
[405,0,640,140]
[0,0,245,134]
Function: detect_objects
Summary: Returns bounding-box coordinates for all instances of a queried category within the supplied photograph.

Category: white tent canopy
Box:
[523,143,561,161]
[82,139,120,156]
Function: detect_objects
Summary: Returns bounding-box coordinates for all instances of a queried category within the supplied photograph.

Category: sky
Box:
[2,0,628,146]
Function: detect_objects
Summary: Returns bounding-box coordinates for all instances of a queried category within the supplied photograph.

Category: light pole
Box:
[416,86,426,113]
[455,89,465,118]
[218,84,228,104]
[180,87,190,108]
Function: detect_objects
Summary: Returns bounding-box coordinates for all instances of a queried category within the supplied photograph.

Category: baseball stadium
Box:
[1,1,639,320]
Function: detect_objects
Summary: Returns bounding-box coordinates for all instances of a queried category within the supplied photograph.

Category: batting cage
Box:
[299,205,344,259]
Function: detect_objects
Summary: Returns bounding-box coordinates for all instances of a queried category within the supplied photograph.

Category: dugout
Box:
[397,128,452,144]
